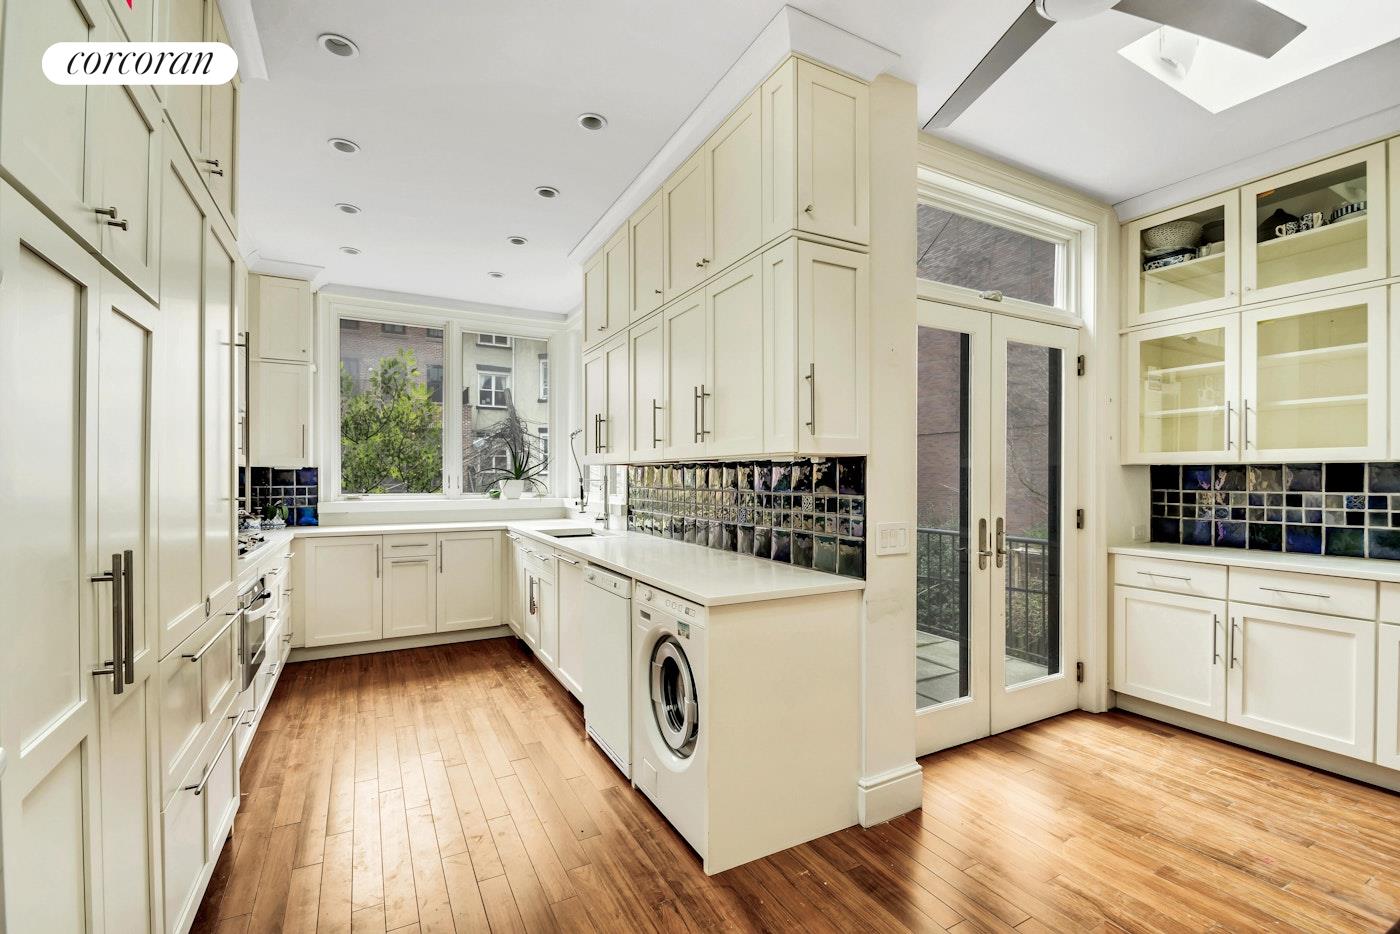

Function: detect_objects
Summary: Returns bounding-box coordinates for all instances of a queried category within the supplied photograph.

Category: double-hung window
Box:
[477,368,511,409]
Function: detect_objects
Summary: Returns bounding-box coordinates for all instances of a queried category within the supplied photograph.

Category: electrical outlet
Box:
[875,522,910,556]
[1132,523,1148,542]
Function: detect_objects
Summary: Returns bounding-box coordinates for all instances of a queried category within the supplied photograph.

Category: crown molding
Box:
[216,0,268,80]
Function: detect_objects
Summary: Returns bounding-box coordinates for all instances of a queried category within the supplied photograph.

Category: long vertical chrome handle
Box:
[1225,401,1233,450]
[693,386,701,443]
[698,384,709,439]
[236,330,251,512]
[994,518,1006,569]
[804,364,816,435]
[597,415,607,453]
[1212,614,1221,664]
[90,553,124,694]
[438,540,444,574]
[1229,617,1240,669]
[651,399,662,448]
[122,549,135,685]
[1242,401,1251,450]
[301,424,307,459]
[977,518,991,570]
[375,544,381,578]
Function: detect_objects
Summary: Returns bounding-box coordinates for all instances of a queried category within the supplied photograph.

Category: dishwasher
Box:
[582,564,632,776]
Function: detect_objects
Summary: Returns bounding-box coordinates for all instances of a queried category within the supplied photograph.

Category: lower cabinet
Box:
[506,534,526,637]
[162,714,238,934]
[383,552,437,638]
[1112,586,1226,721]
[1379,621,1400,770]
[528,551,559,670]
[438,531,501,631]
[556,554,586,698]
[1226,601,1376,760]
[303,535,384,646]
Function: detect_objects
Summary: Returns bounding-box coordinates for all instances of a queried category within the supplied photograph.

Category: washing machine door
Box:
[650,635,698,758]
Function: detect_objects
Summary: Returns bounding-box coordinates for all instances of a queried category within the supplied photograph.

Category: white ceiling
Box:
[239,0,1400,315]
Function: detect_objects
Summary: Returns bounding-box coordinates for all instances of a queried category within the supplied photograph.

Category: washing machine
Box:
[631,584,707,859]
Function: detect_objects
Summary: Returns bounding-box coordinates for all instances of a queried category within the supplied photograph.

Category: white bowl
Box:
[1143,220,1203,251]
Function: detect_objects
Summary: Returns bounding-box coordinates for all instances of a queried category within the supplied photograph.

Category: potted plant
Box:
[471,404,548,500]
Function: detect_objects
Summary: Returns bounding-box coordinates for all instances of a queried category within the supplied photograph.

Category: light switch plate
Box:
[875,522,910,556]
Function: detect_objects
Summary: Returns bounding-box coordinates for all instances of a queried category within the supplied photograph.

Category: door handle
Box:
[698,384,710,440]
[122,549,135,685]
[438,541,444,574]
[94,205,128,230]
[1212,614,1221,664]
[375,543,381,578]
[182,615,236,663]
[597,415,607,453]
[994,518,1006,569]
[1242,400,1252,450]
[652,399,662,448]
[90,552,125,694]
[202,158,225,177]
[693,386,701,443]
[804,364,816,436]
[1225,401,1234,450]
[977,518,991,571]
[1229,617,1240,669]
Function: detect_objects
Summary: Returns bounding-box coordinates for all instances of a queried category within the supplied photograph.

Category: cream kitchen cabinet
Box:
[581,334,630,464]
[555,553,586,700]
[204,218,239,612]
[583,251,607,341]
[583,228,629,347]
[159,602,240,807]
[705,256,765,456]
[163,0,240,228]
[708,91,762,273]
[761,58,869,246]
[525,550,559,670]
[383,550,437,639]
[437,531,502,632]
[303,536,384,646]
[1125,192,1240,326]
[506,534,527,637]
[0,0,163,297]
[1241,143,1387,306]
[1379,616,1400,770]
[1391,138,1400,277]
[252,359,314,467]
[629,312,666,461]
[630,191,665,320]
[663,292,708,460]
[251,274,314,363]
[1113,585,1226,721]
[664,146,711,301]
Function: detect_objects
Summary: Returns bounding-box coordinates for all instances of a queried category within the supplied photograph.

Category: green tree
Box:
[340,350,442,493]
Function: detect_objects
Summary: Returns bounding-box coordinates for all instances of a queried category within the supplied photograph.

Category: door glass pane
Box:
[916,327,971,709]
[916,204,1058,306]
[1253,303,1369,451]
[1138,325,1228,455]
[1004,342,1062,687]
[1137,204,1227,318]
[1253,160,1368,292]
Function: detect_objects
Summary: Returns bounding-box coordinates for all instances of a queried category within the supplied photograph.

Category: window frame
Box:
[476,367,511,410]
[477,333,512,348]
[318,294,561,504]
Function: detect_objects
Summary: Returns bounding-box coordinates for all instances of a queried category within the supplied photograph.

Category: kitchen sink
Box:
[539,527,611,539]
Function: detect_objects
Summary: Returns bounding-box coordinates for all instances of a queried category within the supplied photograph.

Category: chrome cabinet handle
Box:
[1230,617,1241,669]
[693,386,701,443]
[651,399,662,448]
[694,258,710,268]
[1226,401,1234,450]
[94,205,128,229]
[994,517,1006,569]
[698,384,710,440]
[803,204,814,214]
[185,718,238,796]
[438,541,444,573]
[556,555,580,566]
[1258,586,1330,600]
[597,415,607,453]
[203,158,225,177]
[804,364,816,435]
[183,615,236,662]
[90,552,125,694]
[1243,400,1252,450]
[1212,614,1221,664]
[654,288,662,295]
[977,518,991,571]
[1136,570,1191,582]
[390,542,431,549]
[375,544,381,577]
[301,424,307,459]
[122,549,134,685]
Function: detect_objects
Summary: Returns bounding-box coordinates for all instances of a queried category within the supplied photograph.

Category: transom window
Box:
[478,333,512,347]
[917,203,1060,307]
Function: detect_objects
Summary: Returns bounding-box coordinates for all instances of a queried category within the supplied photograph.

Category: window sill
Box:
[321,496,566,514]
[476,404,507,410]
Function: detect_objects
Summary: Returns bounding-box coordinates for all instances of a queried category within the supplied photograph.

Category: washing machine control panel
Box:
[634,585,706,624]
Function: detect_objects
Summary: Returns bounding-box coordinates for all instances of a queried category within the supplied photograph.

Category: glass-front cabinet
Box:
[1241,143,1388,305]
[1125,193,1239,326]
[1241,288,1388,461]
[1124,315,1240,464]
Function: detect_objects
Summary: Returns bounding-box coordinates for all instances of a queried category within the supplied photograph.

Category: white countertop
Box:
[1110,542,1400,584]
[281,519,865,607]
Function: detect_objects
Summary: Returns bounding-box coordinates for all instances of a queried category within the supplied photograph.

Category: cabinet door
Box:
[706,256,765,457]
[163,0,208,159]
[604,336,630,462]
[304,536,383,646]
[1122,314,1241,464]
[204,1,239,226]
[437,531,501,632]
[1125,192,1240,326]
[760,59,797,243]
[582,348,607,462]
[664,147,710,301]
[555,556,585,698]
[630,191,665,319]
[506,539,527,636]
[253,276,313,363]
[97,81,162,299]
[0,0,101,247]
[204,222,238,611]
[1112,586,1226,720]
[762,238,799,452]
[161,763,209,934]
[523,572,541,649]
[797,241,867,454]
[708,91,762,272]
[795,60,868,245]
[663,293,709,459]
[384,556,436,638]
[1225,602,1375,760]
[252,360,312,467]
[1242,143,1388,305]
[583,251,607,343]
[1378,622,1400,770]
[603,226,631,337]
[630,313,665,460]
[1240,287,1387,461]
[537,572,559,670]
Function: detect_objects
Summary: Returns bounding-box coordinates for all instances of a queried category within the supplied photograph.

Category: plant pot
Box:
[500,479,525,500]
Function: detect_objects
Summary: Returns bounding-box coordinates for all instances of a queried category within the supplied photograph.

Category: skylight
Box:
[1118,0,1400,114]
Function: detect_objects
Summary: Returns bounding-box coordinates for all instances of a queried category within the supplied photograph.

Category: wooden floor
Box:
[191,638,1400,934]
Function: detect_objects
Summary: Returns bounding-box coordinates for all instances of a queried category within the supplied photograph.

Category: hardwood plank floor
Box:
[190,639,1400,934]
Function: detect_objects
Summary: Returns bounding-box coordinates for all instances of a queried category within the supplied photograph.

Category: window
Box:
[338,319,445,494]
[425,328,443,340]
[477,333,511,347]
[917,203,1060,307]
[538,355,549,401]
[477,370,511,408]
[426,364,443,403]
[537,427,549,459]
[339,318,360,330]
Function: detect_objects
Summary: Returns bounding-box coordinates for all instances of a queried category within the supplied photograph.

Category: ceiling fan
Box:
[924,0,1306,129]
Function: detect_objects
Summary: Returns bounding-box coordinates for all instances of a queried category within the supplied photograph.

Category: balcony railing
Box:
[915,526,1057,669]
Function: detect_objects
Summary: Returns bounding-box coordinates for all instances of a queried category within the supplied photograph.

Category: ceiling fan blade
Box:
[1111,0,1305,57]
[923,1,1054,130]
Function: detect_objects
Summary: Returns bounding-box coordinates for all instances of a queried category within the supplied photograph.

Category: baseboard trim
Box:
[856,761,923,826]
[1116,695,1400,794]
[290,626,513,662]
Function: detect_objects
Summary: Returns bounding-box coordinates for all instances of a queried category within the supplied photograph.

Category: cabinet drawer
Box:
[1381,582,1400,623]
[525,548,557,582]
[1229,566,1376,620]
[1114,555,1226,599]
[160,603,240,805]
[382,533,437,558]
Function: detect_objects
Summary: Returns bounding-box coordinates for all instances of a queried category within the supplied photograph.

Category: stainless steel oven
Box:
[238,575,273,691]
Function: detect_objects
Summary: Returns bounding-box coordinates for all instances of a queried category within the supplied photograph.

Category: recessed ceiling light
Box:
[339,246,361,255]
[487,271,504,278]
[535,185,560,199]
[336,203,362,215]
[328,137,360,154]
[577,112,608,131]
[506,235,528,246]
[318,33,359,58]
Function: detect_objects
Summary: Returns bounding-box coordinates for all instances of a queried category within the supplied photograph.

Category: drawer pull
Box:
[1258,585,1330,600]
[557,555,581,566]
[1136,570,1191,583]
[1230,617,1241,669]
[183,615,237,662]
[184,717,238,795]
[390,542,430,548]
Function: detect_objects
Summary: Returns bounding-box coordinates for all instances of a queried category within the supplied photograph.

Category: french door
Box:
[915,300,1080,756]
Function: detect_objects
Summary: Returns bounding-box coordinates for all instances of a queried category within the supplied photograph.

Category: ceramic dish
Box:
[1143,219,1203,251]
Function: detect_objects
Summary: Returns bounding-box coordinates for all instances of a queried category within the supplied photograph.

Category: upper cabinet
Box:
[1242,144,1387,306]
[251,275,313,363]
[583,228,630,347]
[163,0,240,231]
[1123,314,1241,465]
[664,146,711,302]
[630,191,665,321]
[708,93,763,273]
[1126,192,1240,326]
[581,334,630,465]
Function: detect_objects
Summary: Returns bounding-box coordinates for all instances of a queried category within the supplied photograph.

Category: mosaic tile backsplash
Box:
[627,458,866,578]
[1150,462,1400,559]
[241,466,320,526]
